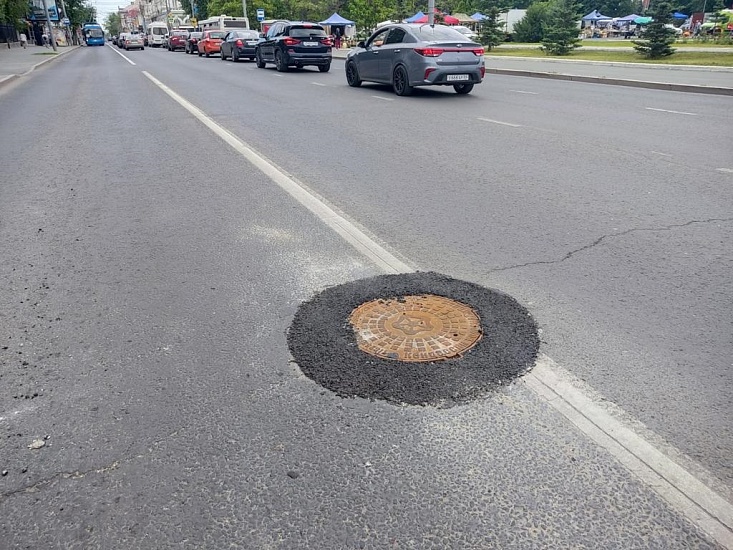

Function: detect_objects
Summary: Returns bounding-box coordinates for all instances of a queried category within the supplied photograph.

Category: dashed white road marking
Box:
[651,151,673,157]
[510,90,538,95]
[646,107,697,116]
[311,82,326,87]
[142,68,733,548]
[371,95,394,101]
[477,117,521,128]
[272,73,283,77]
[717,168,733,174]
[107,44,136,65]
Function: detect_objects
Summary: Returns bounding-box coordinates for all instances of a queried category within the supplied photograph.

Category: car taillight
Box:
[472,48,485,56]
[414,47,443,57]
[283,37,300,46]
[320,37,333,46]
[236,39,243,46]
[424,68,437,80]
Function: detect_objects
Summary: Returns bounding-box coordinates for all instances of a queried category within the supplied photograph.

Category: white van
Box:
[147,22,169,47]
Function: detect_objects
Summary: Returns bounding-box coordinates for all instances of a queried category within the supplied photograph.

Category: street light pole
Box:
[241,0,249,28]
[40,0,58,50]
[428,0,435,26]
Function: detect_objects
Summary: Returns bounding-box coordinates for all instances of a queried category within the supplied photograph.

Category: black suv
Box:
[255,22,332,72]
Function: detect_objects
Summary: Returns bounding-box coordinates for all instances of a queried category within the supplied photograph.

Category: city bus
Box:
[198,15,250,31]
[82,23,105,46]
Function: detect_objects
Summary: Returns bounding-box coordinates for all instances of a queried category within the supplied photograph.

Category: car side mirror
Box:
[357,40,365,48]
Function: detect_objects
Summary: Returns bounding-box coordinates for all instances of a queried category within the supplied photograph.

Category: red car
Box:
[197,30,225,57]
[167,30,188,51]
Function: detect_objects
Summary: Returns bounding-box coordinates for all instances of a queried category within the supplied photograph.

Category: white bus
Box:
[198,15,250,31]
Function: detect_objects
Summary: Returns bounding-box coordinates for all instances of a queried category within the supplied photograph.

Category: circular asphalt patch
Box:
[287,272,540,407]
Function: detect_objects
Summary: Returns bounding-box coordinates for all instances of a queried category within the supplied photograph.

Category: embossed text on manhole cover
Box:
[349,295,482,362]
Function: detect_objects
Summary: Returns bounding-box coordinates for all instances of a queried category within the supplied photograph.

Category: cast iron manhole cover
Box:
[349,295,482,362]
[287,272,539,406]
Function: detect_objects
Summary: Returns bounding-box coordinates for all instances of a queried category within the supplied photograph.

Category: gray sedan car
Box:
[345,24,485,96]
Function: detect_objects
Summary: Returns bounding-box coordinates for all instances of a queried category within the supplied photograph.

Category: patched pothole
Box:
[287,272,539,406]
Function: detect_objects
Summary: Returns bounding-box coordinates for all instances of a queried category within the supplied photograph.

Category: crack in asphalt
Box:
[487,218,733,274]
[0,460,120,501]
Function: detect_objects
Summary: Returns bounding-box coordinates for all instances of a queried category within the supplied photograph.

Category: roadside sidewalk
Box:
[331,48,733,95]
[0,43,79,89]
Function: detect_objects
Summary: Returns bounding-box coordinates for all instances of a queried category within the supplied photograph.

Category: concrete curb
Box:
[486,68,733,96]
[0,46,80,90]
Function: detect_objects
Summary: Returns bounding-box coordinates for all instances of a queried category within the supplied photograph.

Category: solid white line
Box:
[646,107,697,116]
[717,168,733,174]
[371,95,394,101]
[141,70,412,275]
[143,68,733,547]
[311,82,326,87]
[526,355,733,548]
[477,117,520,128]
[107,44,136,65]
[510,90,538,95]
[651,151,673,157]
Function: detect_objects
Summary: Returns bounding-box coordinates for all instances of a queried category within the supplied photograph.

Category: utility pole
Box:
[41,0,58,50]
[427,0,435,26]
[241,0,249,28]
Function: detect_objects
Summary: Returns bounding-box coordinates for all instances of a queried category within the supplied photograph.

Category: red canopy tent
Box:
[412,12,460,25]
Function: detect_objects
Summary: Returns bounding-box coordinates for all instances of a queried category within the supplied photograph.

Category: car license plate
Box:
[303,41,318,46]
[247,41,257,45]
[447,74,469,81]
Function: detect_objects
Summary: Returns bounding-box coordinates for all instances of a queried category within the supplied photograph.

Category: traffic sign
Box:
[256,8,265,22]
[62,17,70,26]
[190,17,197,26]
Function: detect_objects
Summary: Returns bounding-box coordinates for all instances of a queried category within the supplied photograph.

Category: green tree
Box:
[104,12,121,35]
[0,0,28,30]
[633,0,675,58]
[513,1,550,42]
[480,7,505,49]
[542,0,582,54]
[708,0,727,37]
[344,0,392,32]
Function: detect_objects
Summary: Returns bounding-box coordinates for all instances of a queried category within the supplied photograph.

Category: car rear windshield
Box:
[236,31,259,38]
[190,32,202,38]
[152,27,166,35]
[289,26,327,38]
[209,32,225,38]
[173,31,187,36]
[412,25,472,41]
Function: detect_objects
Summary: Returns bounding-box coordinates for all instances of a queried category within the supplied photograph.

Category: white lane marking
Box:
[510,90,538,95]
[272,73,283,77]
[717,168,733,174]
[142,70,412,274]
[371,95,394,101]
[477,117,521,128]
[143,69,733,547]
[651,151,673,157]
[107,44,136,65]
[646,107,697,116]
[526,355,733,548]
[311,82,326,87]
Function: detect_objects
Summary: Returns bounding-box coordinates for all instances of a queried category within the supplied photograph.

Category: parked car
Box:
[185,31,202,54]
[122,32,145,50]
[167,30,188,51]
[453,25,479,40]
[198,30,225,57]
[220,29,261,62]
[255,21,332,72]
[111,35,118,46]
[345,24,484,96]
[117,32,127,48]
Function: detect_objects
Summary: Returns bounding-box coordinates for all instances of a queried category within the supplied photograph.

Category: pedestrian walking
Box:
[19,32,28,48]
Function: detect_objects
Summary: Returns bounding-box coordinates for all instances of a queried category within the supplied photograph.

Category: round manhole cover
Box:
[287,272,539,407]
[349,295,482,362]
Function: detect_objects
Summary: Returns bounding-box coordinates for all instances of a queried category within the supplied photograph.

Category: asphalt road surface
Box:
[0,45,731,549]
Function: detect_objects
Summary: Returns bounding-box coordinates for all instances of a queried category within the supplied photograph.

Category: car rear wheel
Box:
[198,50,202,57]
[453,83,474,95]
[319,63,330,73]
[205,50,210,58]
[220,49,226,60]
[255,51,265,68]
[275,50,288,72]
[232,49,238,62]
[346,61,362,87]
[392,66,413,96]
